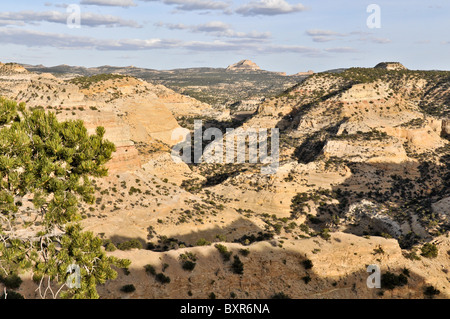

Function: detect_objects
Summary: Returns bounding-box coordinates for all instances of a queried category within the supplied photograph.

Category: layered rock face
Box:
[0,68,211,173]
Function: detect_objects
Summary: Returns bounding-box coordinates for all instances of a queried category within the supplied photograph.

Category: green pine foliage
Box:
[0,97,130,299]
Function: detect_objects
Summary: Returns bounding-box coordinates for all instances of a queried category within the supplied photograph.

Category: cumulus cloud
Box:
[81,0,137,7]
[156,21,271,39]
[236,0,306,16]
[0,10,141,28]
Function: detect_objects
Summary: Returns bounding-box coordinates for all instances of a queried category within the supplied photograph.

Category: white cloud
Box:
[236,0,306,16]
[0,27,317,54]
[306,29,348,42]
[81,0,137,7]
[156,21,271,39]
[324,47,358,53]
[143,0,230,11]
[0,10,141,28]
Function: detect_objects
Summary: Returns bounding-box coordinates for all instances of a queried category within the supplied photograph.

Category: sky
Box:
[0,0,449,74]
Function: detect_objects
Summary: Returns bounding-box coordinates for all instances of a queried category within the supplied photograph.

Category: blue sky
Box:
[0,0,449,73]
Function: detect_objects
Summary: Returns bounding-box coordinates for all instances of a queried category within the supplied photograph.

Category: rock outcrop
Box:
[374,62,407,71]
[226,60,261,72]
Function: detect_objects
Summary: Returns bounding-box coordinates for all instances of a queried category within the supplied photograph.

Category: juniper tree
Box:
[0,97,130,299]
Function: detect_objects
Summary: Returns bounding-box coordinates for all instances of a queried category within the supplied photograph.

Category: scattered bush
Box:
[302,259,313,270]
[302,275,311,284]
[117,239,143,251]
[182,260,196,271]
[231,256,244,275]
[239,249,250,257]
[381,272,408,290]
[420,243,438,258]
[0,274,22,289]
[423,285,440,298]
[215,244,232,261]
[271,292,290,299]
[144,264,156,276]
[195,238,211,246]
[155,273,171,284]
[120,284,136,293]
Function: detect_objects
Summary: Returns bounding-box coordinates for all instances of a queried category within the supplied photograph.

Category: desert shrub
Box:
[120,284,136,293]
[319,228,331,240]
[117,239,143,251]
[381,272,408,290]
[155,273,171,284]
[144,264,156,276]
[420,243,438,258]
[231,256,244,275]
[423,285,440,298]
[103,240,117,252]
[302,259,313,270]
[215,244,232,261]
[302,275,311,284]
[271,292,290,299]
[182,260,196,271]
[0,274,22,289]
[239,249,250,257]
[195,238,211,246]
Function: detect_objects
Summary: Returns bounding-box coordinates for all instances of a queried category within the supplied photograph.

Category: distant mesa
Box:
[374,62,407,71]
[226,60,261,72]
[293,70,314,76]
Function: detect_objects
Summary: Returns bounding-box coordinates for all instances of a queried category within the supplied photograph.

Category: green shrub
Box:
[105,242,117,252]
[195,238,211,246]
[117,239,143,251]
[215,244,232,261]
[420,243,438,258]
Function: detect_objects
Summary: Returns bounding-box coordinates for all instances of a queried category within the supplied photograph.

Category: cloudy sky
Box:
[1,0,449,73]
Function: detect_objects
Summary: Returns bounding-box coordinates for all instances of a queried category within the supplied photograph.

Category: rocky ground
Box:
[0,61,449,299]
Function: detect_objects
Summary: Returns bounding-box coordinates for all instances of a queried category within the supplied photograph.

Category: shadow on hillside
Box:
[12,235,447,299]
[300,160,450,248]
[170,217,273,247]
